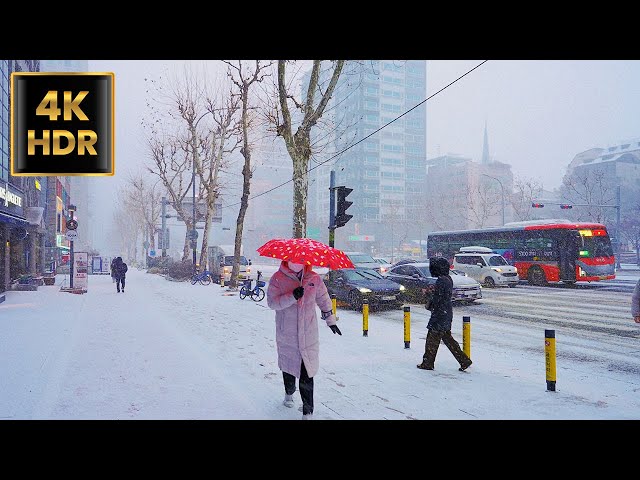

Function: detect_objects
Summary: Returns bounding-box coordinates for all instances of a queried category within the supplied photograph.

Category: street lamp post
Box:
[482,174,505,226]
[68,204,76,288]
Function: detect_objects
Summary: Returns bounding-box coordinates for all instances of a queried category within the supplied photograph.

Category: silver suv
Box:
[344,252,382,274]
[453,246,519,288]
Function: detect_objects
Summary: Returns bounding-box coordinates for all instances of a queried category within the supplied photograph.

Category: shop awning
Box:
[0,211,28,228]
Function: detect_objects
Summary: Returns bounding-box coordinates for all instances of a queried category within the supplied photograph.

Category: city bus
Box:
[426,220,616,285]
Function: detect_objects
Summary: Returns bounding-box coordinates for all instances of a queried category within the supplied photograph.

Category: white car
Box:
[453,246,519,288]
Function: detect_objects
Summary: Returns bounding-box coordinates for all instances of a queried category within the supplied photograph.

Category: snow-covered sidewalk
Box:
[1,267,638,420]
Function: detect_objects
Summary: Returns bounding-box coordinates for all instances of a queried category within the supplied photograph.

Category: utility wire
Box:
[222,60,488,210]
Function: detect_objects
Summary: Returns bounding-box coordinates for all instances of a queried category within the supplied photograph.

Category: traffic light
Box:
[335,186,353,228]
[531,203,544,208]
[560,204,573,209]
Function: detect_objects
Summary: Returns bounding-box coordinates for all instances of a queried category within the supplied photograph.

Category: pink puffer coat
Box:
[266,262,336,378]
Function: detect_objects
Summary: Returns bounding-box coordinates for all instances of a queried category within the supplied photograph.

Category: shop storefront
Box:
[0,182,28,292]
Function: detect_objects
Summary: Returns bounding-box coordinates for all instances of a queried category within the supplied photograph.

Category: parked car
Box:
[453,246,519,288]
[373,257,393,275]
[344,252,382,274]
[385,261,482,304]
[323,267,405,311]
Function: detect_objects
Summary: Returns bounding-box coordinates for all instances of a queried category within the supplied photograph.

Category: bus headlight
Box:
[578,267,586,277]
[399,285,406,291]
[359,287,372,293]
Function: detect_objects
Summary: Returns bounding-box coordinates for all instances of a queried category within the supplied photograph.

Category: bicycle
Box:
[191,268,213,286]
[239,270,266,301]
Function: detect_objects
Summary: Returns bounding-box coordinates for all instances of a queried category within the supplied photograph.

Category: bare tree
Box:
[266,60,346,238]
[510,176,544,221]
[190,85,240,272]
[561,168,617,223]
[112,184,145,262]
[223,60,272,288]
[620,194,640,265]
[465,183,501,228]
[125,172,162,255]
[143,65,227,264]
[421,184,468,232]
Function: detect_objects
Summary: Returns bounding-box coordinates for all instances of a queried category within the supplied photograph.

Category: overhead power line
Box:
[222,60,488,210]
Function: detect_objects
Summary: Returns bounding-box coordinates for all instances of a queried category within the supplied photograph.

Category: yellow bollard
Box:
[220,274,225,287]
[331,294,337,316]
[403,306,410,349]
[462,316,471,358]
[362,298,369,337]
[545,329,556,391]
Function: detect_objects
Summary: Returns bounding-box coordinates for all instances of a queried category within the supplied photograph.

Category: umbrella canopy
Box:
[257,238,355,270]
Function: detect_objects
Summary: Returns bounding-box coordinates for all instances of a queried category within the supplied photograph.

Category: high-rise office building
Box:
[308,60,427,254]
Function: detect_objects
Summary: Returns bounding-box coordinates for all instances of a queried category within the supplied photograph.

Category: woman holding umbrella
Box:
[261,238,351,420]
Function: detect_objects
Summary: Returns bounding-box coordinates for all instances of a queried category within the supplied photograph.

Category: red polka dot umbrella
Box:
[256,238,355,270]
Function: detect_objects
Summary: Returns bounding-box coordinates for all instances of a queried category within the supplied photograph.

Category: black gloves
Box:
[293,286,304,300]
[329,325,342,335]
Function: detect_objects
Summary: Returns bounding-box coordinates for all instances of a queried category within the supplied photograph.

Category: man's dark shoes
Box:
[417,363,434,370]
[459,360,472,372]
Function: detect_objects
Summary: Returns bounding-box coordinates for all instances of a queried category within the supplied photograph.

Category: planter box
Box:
[43,277,56,286]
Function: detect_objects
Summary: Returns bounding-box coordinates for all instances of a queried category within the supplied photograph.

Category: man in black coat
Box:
[417,257,472,371]
[113,257,128,293]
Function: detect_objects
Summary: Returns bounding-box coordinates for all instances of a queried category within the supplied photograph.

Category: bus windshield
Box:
[580,237,613,258]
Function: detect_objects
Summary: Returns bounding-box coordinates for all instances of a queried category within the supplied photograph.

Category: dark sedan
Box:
[323,268,405,311]
[386,262,482,304]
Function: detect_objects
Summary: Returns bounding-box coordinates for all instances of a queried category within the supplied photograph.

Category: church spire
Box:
[482,121,490,164]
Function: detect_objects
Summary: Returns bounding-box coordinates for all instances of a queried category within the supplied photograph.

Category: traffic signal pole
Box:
[329,170,336,248]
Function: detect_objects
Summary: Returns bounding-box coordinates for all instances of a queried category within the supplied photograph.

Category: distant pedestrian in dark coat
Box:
[112,257,128,293]
[417,257,472,372]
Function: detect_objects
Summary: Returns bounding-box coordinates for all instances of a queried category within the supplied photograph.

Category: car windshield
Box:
[224,255,248,266]
[349,254,376,263]
[488,256,508,266]
[343,269,383,281]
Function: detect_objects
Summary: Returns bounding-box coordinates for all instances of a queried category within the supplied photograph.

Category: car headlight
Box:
[358,287,372,293]
[491,267,503,273]
[513,267,518,272]
[399,285,405,291]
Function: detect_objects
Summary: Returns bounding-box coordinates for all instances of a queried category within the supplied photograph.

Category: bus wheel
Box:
[527,267,547,286]
[484,277,495,288]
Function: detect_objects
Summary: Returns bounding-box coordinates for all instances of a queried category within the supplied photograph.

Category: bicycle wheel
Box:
[251,287,265,302]
[190,275,198,285]
[199,274,212,286]
[239,286,248,300]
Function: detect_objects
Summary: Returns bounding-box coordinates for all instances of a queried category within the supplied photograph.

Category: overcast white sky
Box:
[86,59,640,250]
[89,59,640,188]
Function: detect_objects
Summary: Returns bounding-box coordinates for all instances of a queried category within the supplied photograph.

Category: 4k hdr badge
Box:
[10,72,114,176]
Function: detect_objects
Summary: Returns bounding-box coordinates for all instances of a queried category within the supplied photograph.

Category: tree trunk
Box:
[289,135,310,239]
[230,91,252,289]
[182,219,193,262]
[199,203,213,271]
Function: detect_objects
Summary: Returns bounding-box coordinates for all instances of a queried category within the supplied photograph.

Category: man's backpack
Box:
[121,263,128,274]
